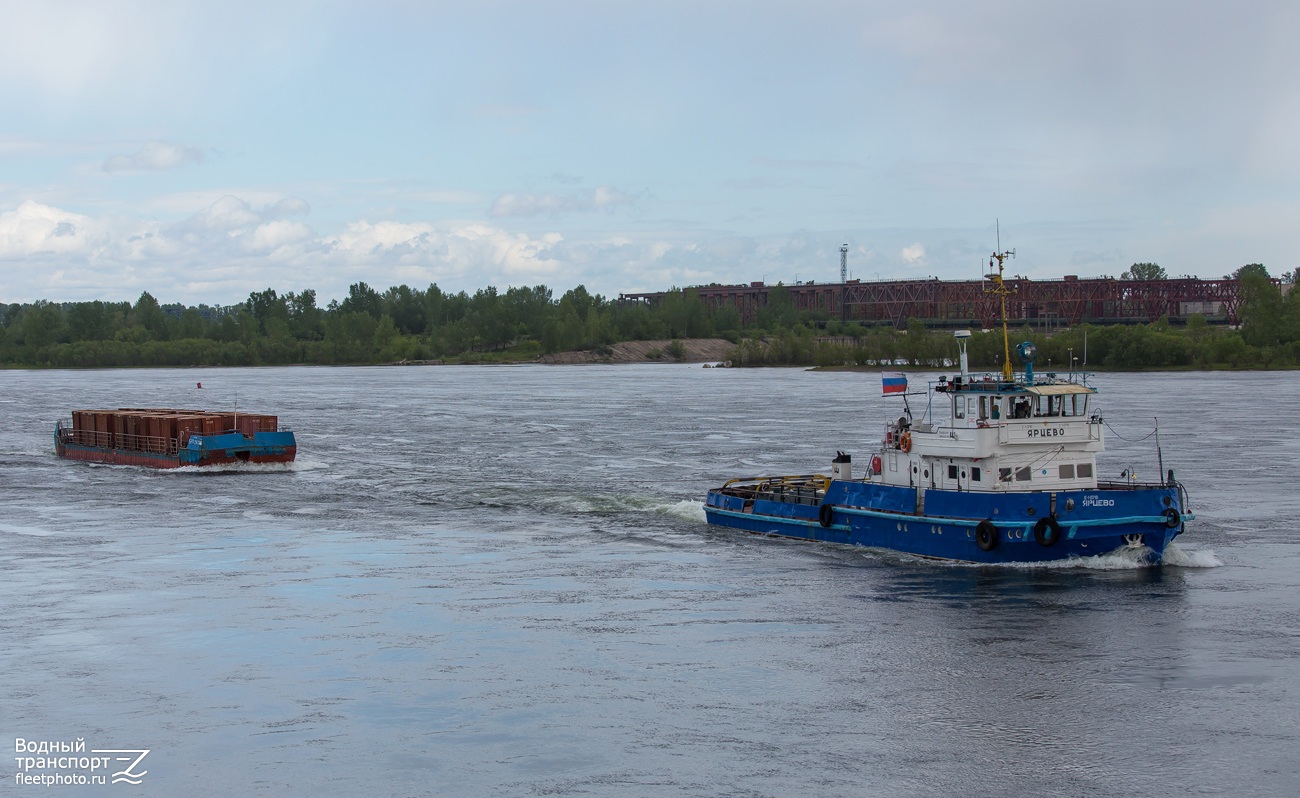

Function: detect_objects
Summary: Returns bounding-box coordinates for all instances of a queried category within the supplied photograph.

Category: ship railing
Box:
[62,428,182,454]
[1097,479,1176,491]
[719,474,830,505]
[216,425,282,436]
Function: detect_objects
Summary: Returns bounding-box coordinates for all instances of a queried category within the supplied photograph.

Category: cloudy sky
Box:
[2,0,1296,306]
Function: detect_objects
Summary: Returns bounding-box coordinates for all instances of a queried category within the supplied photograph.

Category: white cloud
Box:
[0,195,583,302]
[266,196,311,218]
[0,201,99,257]
[591,186,631,209]
[170,195,262,238]
[330,220,433,255]
[901,243,926,265]
[249,220,313,253]
[326,221,565,283]
[489,186,637,218]
[103,142,205,173]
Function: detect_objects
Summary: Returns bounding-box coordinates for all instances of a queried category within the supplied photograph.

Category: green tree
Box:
[1121,262,1167,281]
[505,285,553,339]
[657,288,710,338]
[1239,271,1284,347]
[245,288,290,335]
[543,299,585,352]
[559,285,595,321]
[65,301,114,341]
[756,284,799,329]
[325,311,378,361]
[287,290,324,340]
[131,292,169,341]
[340,282,384,318]
[384,284,427,335]
[19,301,65,349]
[176,308,208,339]
[1234,263,1270,281]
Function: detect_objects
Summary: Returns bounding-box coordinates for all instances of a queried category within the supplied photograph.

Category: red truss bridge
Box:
[620,276,1253,329]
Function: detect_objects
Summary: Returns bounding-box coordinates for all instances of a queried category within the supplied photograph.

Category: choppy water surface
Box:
[1,365,1296,797]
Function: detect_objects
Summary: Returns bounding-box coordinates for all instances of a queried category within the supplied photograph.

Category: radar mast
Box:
[984,225,1017,381]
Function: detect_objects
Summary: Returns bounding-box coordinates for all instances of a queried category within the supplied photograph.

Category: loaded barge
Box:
[703,248,1193,564]
[55,408,296,468]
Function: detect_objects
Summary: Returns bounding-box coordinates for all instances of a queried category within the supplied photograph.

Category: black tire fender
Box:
[975,519,999,552]
[1163,507,1182,529]
[818,502,834,528]
[1034,515,1062,547]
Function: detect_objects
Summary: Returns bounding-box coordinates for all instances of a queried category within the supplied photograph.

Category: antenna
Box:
[984,223,1017,381]
[840,244,848,284]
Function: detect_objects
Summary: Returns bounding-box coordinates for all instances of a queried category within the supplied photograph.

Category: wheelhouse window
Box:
[954,397,965,419]
[999,467,1012,482]
[1059,464,1075,479]
[1015,466,1032,482]
[1077,463,1093,478]
[971,467,982,482]
[948,464,959,479]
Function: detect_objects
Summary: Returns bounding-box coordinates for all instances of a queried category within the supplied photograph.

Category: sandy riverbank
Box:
[534,338,735,364]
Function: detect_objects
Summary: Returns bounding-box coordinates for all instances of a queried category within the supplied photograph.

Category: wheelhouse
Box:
[875,370,1102,494]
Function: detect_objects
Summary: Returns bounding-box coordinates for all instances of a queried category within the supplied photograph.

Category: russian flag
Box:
[882,373,908,395]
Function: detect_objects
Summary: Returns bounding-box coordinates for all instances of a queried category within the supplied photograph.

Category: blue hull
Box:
[704,480,1187,564]
[57,430,297,468]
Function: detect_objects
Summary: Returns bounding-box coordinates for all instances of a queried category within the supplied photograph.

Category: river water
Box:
[1,365,1295,797]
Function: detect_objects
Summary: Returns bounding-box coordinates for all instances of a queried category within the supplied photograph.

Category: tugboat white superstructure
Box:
[703,249,1192,564]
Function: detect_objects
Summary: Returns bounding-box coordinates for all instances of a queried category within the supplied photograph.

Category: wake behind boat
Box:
[703,248,1192,564]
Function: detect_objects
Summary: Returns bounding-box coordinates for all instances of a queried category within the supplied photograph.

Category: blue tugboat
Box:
[704,248,1192,564]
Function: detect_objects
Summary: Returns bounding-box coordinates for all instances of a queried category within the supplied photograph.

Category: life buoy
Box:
[818,502,835,528]
[1162,507,1182,529]
[975,519,999,552]
[870,455,882,475]
[1033,515,1062,546]
[899,432,912,453]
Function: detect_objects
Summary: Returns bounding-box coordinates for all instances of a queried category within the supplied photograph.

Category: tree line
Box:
[0,281,734,367]
[1,263,1298,369]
